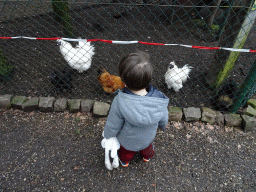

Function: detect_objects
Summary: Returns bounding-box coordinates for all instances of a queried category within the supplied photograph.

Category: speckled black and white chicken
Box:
[57,39,95,73]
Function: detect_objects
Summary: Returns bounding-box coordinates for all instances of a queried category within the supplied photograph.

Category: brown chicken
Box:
[97,67,126,94]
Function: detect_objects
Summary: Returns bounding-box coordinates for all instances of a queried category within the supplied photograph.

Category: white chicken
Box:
[164,61,193,92]
[57,39,95,73]
[101,136,120,171]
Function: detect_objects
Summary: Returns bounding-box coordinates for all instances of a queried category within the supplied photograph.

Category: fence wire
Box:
[0,0,256,112]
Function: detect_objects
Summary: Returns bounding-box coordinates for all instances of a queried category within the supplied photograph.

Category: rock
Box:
[68,99,81,113]
[201,107,216,124]
[224,113,242,127]
[81,99,94,112]
[247,99,256,109]
[183,107,201,122]
[39,97,55,112]
[21,97,39,112]
[242,105,256,117]
[11,96,28,110]
[0,94,13,108]
[54,98,68,112]
[168,107,183,121]
[241,115,256,131]
[93,101,110,117]
[215,111,224,125]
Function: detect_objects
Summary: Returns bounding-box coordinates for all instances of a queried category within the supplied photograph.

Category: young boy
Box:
[103,50,169,167]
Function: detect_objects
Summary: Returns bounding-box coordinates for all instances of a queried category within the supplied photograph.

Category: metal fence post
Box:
[230,59,256,113]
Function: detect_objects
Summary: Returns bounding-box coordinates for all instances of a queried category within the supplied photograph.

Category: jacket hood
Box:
[115,90,169,126]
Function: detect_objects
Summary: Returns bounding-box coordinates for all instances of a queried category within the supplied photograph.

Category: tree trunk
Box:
[205,0,222,28]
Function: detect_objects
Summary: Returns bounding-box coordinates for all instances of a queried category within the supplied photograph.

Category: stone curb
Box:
[0,94,255,131]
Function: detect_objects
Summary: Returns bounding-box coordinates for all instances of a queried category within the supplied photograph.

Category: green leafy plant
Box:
[51,0,73,37]
[210,24,220,33]
[0,49,13,81]
[192,19,220,33]
[193,19,206,28]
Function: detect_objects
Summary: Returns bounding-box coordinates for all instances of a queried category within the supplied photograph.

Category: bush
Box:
[192,19,219,33]
[193,19,206,28]
[210,24,220,33]
[0,50,13,81]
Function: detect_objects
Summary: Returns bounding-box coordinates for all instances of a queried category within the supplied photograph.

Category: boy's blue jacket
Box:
[103,85,169,151]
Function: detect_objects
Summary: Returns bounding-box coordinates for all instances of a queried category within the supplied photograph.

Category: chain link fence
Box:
[0,0,256,112]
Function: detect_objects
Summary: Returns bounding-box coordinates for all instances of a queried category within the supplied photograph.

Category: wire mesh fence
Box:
[0,0,256,112]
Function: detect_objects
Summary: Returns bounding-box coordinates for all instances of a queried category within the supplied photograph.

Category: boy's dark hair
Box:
[118,50,153,91]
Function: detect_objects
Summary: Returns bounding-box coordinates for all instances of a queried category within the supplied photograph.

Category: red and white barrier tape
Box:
[0,36,255,53]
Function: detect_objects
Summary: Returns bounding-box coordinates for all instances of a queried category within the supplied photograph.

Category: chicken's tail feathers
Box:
[88,43,95,54]
[62,66,75,77]
[97,66,106,76]
[50,71,58,81]
[181,64,193,76]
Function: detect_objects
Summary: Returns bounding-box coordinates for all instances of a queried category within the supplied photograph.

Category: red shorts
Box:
[118,143,155,163]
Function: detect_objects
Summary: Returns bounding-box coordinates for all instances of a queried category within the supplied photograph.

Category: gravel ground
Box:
[0,108,255,191]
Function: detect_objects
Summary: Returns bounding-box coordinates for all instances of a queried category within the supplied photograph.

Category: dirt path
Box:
[0,108,255,191]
